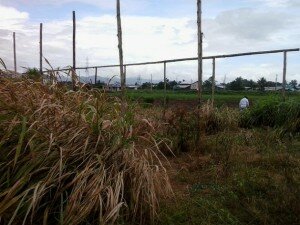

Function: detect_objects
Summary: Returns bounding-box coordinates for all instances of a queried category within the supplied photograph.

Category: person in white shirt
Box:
[239,96,249,111]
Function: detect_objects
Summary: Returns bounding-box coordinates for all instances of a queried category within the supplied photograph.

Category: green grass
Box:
[123,90,300,107]
[158,130,300,225]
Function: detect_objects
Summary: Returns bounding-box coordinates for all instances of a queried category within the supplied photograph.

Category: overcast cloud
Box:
[0,0,299,83]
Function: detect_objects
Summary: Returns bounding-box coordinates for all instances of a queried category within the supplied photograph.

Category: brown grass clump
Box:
[0,78,172,225]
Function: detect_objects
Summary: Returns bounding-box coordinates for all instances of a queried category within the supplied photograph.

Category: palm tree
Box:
[257,77,267,91]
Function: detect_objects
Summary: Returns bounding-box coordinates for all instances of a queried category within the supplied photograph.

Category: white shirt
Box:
[239,98,249,109]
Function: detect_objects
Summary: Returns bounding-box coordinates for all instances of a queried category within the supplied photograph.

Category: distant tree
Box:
[24,68,42,81]
[257,77,267,91]
[155,79,177,90]
[203,76,216,91]
[289,80,298,89]
[226,77,245,91]
[248,79,257,90]
[141,82,151,89]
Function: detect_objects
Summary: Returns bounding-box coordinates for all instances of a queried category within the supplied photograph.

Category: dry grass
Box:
[0,77,172,225]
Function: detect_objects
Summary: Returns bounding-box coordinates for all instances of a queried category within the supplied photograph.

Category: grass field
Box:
[0,78,299,225]
[124,90,300,107]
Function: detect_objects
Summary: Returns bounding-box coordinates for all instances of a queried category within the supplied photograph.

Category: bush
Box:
[240,99,300,135]
[0,78,171,225]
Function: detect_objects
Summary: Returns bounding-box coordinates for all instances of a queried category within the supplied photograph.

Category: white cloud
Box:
[0,2,299,83]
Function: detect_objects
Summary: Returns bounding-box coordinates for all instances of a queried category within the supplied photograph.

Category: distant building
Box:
[265,85,295,92]
[127,84,140,90]
[190,81,225,91]
[104,82,121,92]
[174,83,191,90]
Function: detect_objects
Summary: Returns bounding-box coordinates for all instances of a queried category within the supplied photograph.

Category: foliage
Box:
[257,77,267,91]
[289,80,298,89]
[24,68,42,81]
[158,129,300,225]
[203,76,216,91]
[240,99,300,135]
[0,78,171,225]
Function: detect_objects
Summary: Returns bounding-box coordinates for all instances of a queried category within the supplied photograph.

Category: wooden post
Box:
[197,0,203,106]
[163,62,167,115]
[282,51,287,100]
[72,11,76,71]
[95,67,98,85]
[116,0,125,98]
[40,23,43,76]
[151,74,153,91]
[72,11,76,91]
[124,65,127,86]
[13,32,17,73]
[212,57,216,106]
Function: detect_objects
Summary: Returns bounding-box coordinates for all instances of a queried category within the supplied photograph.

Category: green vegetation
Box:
[157,105,299,225]
[0,76,299,225]
[0,78,171,225]
[124,90,300,107]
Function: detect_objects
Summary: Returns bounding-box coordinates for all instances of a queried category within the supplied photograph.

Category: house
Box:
[104,82,121,92]
[190,81,226,91]
[190,82,198,90]
[127,84,140,90]
[265,85,295,92]
[174,83,191,90]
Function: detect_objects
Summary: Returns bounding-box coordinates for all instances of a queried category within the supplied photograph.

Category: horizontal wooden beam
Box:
[43,48,299,73]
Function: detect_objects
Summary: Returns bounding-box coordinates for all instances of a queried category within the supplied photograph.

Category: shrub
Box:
[240,99,300,135]
[0,78,171,225]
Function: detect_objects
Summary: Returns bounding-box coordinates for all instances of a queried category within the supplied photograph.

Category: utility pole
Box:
[275,74,278,91]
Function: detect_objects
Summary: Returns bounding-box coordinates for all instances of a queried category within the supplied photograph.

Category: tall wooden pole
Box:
[95,67,98,85]
[282,51,287,100]
[197,0,203,106]
[72,11,76,91]
[163,62,167,115]
[13,32,17,73]
[40,23,43,76]
[72,11,76,71]
[212,57,216,106]
[116,0,125,97]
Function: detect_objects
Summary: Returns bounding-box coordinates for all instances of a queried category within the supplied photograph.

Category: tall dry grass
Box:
[0,77,171,225]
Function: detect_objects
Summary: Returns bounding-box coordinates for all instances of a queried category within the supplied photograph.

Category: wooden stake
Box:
[95,67,98,85]
[163,62,167,115]
[40,23,43,76]
[116,0,125,97]
[124,65,127,85]
[282,51,287,100]
[197,0,203,106]
[72,11,76,91]
[13,32,17,73]
[151,74,153,91]
[72,11,76,71]
[212,57,216,106]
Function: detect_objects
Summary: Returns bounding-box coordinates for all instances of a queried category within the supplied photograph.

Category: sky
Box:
[0,0,299,84]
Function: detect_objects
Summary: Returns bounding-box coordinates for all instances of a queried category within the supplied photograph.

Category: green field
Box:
[123,90,300,107]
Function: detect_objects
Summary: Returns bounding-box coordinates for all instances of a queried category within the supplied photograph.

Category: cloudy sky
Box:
[0,0,299,83]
